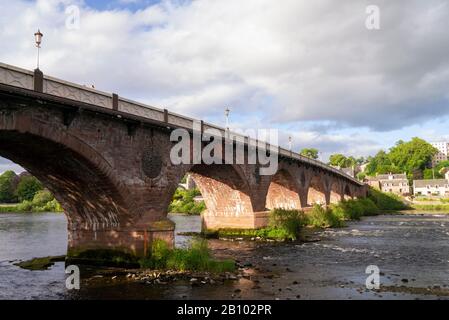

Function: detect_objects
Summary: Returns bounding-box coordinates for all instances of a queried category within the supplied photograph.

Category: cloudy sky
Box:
[1,0,449,173]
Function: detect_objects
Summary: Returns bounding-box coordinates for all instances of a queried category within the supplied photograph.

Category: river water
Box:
[1,212,449,300]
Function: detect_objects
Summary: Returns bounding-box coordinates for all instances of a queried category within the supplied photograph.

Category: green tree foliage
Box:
[300,148,319,159]
[388,137,437,176]
[15,175,43,202]
[365,138,437,177]
[0,171,18,203]
[365,150,398,176]
[328,154,356,168]
[356,172,366,181]
[168,188,206,215]
[423,168,441,179]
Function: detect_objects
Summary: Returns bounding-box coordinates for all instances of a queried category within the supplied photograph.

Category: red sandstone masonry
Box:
[0,96,367,258]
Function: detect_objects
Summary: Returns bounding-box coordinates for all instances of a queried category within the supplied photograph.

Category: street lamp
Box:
[225,107,230,131]
[34,29,43,69]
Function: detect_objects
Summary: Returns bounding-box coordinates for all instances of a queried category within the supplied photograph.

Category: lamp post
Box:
[34,29,43,70]
[225,107,230,131]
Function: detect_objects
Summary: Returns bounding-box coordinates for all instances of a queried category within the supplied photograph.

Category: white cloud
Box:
[1,0,449,171]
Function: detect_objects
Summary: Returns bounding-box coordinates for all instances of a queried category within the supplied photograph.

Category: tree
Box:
[365,150,400,176]
[328,154,354,168]
[364,138,438,178]
[300,148,319,159]
[15,175,43,202]
[388,137,438,176]
[0,171,18,203]
[423,168,442,180]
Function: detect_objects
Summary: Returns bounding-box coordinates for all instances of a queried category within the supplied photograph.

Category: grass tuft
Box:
[139,239,235,273]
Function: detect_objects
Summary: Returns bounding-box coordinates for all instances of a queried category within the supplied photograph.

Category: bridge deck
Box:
[0,62,362,185]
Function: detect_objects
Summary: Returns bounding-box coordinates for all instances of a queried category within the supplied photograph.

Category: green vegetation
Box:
[307,198,379,228]
[412,204,449,211]
[139,239,235,273]
[328,154,365,168]
[67,240,235,271]
[367,188,410,211]
[217,196,390,240]
[15,175,43,201]
[168,188,206,215]
[14,255,65,270]
[67,249,141,268]
[216,209,307,241]
[0,171,61,213]
[356,172,366,181]
[0,190,62,213]
[300,148,319,159]
[0,171,18,203]
[305,205,344,228]
[365,138,438,179]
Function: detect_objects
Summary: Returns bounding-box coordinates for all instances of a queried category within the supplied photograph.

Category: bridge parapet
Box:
[0,62,362,186]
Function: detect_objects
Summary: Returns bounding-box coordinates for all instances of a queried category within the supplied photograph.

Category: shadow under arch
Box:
[0,130,132,230]
[265,169,301,210]
[329,180,344,204]
[307,174,327,206]
[186,164,254,230]
[343,184,353,200]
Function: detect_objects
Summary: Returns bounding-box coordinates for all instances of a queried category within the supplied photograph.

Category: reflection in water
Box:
[1,213,449,299]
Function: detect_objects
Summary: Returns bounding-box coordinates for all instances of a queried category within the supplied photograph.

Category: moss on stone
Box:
[67,249,140,268]
[14,255,65,270]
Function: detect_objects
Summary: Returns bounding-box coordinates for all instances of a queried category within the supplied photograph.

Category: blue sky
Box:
[84,0,164,11]
[1,0,449,172]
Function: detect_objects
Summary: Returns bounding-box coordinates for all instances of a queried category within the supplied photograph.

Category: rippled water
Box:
[1,212,449,299]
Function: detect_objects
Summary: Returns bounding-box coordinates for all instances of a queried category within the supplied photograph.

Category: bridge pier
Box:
[66,219,175,265]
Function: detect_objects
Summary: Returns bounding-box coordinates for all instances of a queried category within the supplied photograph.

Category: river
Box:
[1,212,449,300]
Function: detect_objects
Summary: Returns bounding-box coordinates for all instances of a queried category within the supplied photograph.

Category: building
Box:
[376,173,410,195]
[413,179,449,196]
[431,141,449,164]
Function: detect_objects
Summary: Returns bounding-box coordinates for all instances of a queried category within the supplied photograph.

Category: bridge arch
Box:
[343,183,354,200]
[329,180,344,204]
[187,164,254,230]
[0,113,134,231]
[265,169,301,210]
[307,173,327,206]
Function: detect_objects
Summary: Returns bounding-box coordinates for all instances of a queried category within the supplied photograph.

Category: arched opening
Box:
[186,164,254,230]
[265,169,301,210]
[307,175,327,206]
[343,184,353,200]
[0,130,132,230]
[330,181,343,204]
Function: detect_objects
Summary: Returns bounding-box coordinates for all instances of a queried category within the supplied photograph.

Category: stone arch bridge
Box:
[0,63,366,259]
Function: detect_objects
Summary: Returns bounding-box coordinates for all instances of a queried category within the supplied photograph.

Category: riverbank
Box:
[0,190,62,213]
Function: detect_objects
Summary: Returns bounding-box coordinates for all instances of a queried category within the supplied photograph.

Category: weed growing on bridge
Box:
[139,239,235,273]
